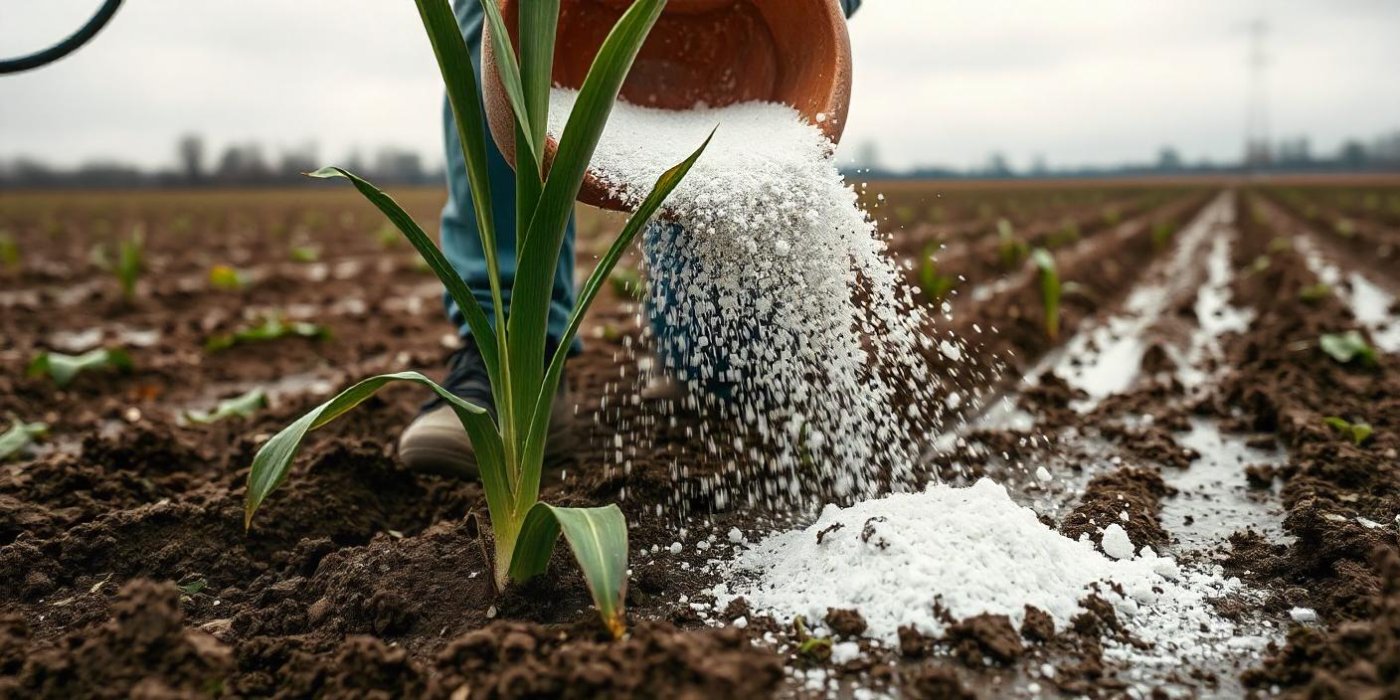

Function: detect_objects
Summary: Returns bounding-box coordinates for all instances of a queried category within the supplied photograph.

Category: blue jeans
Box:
[441,0,861,355]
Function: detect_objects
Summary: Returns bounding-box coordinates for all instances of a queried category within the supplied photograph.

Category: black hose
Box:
[0,0,123,75]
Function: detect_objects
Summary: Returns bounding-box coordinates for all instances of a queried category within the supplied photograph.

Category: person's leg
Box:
[439,0,578,353]
[401,0,578,477]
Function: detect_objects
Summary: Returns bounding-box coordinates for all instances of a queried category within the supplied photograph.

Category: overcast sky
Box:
[2,0,1398,172]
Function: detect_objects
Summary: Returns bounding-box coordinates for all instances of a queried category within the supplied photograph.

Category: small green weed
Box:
[1319,331,1378,367]
[206,317,329,352]
[290,245,321,263]
[0,419,48,461]
[208,265,248,291]
[608,266,646,300]
[28,348,133,387]
[996,218,1027,269]
[1323,416,1373,446]
[185,388,268,425]
[917,245,956,301]
[1299,283,1331,304]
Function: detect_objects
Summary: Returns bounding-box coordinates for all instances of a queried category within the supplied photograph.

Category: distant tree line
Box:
[843,130,1400,181]
[5,129,1399,189]
[0,134,444,189]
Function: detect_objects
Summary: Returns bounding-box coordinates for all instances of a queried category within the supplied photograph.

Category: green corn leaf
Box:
[477,0,539,168]
[306,167,502,385]
[0,419,48,461]
[413,0,511,349]
[1319,330,1378,367]
[185,387,267,425]
[27,348,134,388]
[1032,247,1060,341]
[508,502,629,638]
[518,130,712,507]
[116,230,143,302]
[244,371,509,533]
[509,0,667,481]
[519,0,559,164]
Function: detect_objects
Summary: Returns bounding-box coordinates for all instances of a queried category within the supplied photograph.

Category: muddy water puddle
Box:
[1160,418,1290,549]
[1027,194,1247,406]
[1294,233,1400,352]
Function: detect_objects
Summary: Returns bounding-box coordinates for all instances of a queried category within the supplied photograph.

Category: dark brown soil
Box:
[2,182,1397,698]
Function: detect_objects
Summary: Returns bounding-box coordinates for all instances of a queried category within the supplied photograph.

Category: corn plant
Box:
[206,316,328,352]
[608,265,646,300]
[28,348,133,388]
[1323,416,1373,446]
[0,231,18,270]
[1299,282,1331,304]
[208,264,248,291]
[290,245,321,263]
[185,387,267,425]
[1151,221,1174,252]
[116,228,144,302]
[242,0,709,638]
[996,218,1027,269]
[0,419,48,461]
[917,245,955,301]
[1046,220,1079,249]
[1031,248,1060,341]
[90,229,144,302]
[1319,330,1378,367]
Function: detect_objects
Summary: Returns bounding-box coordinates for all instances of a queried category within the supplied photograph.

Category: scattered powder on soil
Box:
[712,479,1266,670]
[549,90,944,506]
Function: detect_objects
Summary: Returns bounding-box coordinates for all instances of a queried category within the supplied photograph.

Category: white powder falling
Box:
[712,479,1262,670]
[549,89,944,507]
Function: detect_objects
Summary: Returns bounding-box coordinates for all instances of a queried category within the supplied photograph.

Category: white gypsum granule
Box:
[712,479,1264,669]
[549,89,946,507]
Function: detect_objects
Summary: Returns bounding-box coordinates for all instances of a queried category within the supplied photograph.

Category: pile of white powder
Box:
[549,89,948,507]
[712,479,1267,670]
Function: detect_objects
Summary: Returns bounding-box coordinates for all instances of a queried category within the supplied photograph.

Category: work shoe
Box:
[398,338,575,479]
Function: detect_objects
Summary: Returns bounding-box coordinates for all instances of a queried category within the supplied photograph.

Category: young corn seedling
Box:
[205,316,328,352]
[208,264,249,291]
[0,231,19,270]
[290,245,321,263]
[1047,220,1079,249]
[242,0,710,638]
[1319,330,1378,367]
[996,218,1027,269]
[1299,283,1332,304]
[608,265,646,300]
[184,387,268,425]
[1102,205,1121,227]
[1323,416,1373,446]
[1031,247,1061,341]
[375,223,402,250]
[116,228,144,302]
[0,419,48,461]
[28,348,133,388]
[917,245,955,302]
[1151,221,1175,251]
[89,229,145,302]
